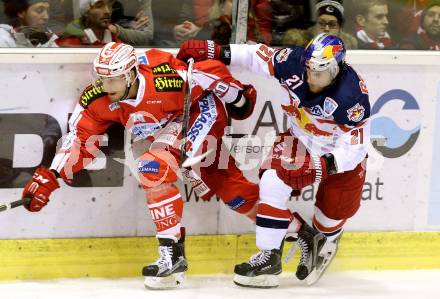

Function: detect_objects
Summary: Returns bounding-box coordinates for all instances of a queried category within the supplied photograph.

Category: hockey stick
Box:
[0,197,31,212]
[182,148,214,168]
[179,59,216,168]
[180,58,194,167]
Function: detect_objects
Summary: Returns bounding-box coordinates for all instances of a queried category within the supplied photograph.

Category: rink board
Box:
[1,232,440,280]
[1,50,440,280]
[0,50,439,240]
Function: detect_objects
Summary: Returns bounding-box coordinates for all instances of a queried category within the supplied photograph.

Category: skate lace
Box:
[249,250,271,267]
[155,245,173,272]
[297,238,310,266]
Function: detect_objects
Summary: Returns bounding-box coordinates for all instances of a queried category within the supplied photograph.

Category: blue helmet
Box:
[303,33,346,77]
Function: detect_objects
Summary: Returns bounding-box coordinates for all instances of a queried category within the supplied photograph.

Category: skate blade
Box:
[305,268,320,286]
[233,274,279,288]
[144,272,185,290]
[305,248,338,285]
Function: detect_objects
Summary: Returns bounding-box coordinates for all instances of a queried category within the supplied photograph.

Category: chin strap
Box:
[119,70,139,101]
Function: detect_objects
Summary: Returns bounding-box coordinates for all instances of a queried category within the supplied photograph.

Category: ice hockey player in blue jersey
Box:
[178,33,370,288]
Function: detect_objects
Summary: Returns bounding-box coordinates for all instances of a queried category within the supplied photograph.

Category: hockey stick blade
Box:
[0,197,32,212]
[182,148,214,168]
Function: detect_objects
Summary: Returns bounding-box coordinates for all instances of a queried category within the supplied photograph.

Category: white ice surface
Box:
[1,270,439,299]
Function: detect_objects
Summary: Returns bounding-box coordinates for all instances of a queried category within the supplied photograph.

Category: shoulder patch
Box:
[138,53,149,65]
[347,103,366,122]
[80,84,106,108]
[323,97,338,117]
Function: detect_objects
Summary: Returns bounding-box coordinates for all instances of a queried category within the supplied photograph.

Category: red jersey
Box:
[50,49,244,181]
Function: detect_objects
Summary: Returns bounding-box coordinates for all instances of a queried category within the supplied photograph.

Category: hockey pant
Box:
[256,132,367,250]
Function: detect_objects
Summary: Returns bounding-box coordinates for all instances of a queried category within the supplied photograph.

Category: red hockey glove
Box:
[276,154,328,190]
[177,39,221,62]
[22,167,60,212]
[226,84,257,120]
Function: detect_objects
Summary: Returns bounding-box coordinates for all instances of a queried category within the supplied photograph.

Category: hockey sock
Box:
[147,183,184,241]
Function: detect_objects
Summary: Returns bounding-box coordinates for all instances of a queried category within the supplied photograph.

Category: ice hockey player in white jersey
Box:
[178,33,370,287]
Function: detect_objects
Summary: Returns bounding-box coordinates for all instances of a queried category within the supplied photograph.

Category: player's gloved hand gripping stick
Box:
[1,166,59,213]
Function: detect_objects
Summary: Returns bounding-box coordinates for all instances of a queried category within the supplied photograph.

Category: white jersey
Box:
[230,44,370,172]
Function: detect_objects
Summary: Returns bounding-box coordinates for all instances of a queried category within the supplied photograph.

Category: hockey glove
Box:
[22,167,60,212]
[276,154,329,190]
[177,39,223,63]
[226,84,257,120]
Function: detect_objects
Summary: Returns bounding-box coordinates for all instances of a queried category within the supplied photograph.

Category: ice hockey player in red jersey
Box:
[21,42,259,289]
[178,33,370,288]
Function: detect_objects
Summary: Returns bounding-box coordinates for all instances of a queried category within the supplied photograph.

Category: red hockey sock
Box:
[147,184,183,240]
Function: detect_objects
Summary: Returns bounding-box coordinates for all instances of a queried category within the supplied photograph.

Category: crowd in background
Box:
[0,0,438,50]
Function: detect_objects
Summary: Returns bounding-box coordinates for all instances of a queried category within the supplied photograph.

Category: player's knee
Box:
[313,206,348,238]
[259,169,292,207]
[145,183,180,205]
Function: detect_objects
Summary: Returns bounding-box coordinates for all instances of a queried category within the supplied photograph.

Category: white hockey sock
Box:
[256,170,292,250]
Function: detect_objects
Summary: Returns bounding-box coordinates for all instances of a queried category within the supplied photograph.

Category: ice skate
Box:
[291,221,327,282]
[143,230,188,290]
[233,248,282,288]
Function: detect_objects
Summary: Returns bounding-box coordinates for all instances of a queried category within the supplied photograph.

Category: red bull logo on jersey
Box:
[276,48,292,63]
[304,123,333,137]
[347,103,366,122]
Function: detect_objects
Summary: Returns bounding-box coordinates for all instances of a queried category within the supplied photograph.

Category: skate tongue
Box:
[284,243,298,263]
[285,234,298,242]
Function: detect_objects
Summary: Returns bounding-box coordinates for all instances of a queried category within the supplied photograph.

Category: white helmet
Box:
[93,42,139,86]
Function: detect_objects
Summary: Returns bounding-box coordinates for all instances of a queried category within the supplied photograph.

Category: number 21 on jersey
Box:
[351,128,364,145]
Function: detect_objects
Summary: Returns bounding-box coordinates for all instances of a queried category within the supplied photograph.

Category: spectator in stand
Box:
[152,0,270,47]
[354,0,392,49]
[111,0,153,40]
[152,0,197,47]
[47,0,74,36]
[283,0,357,49]
[377,0,431,46]
[191,0,271,45]
[57,0,152,47]
[400,0,440,49]
[191,0,232,45]
[247,0,272,44]
[0,0,58,47]
[271,0,313,45]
